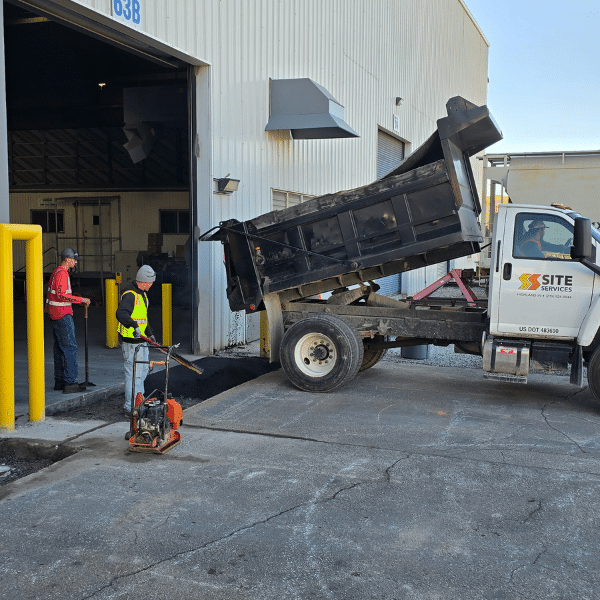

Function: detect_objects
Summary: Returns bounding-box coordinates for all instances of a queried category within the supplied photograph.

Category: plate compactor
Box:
[125,342,194,454]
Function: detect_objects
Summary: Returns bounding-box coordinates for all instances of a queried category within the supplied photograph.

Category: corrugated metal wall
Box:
[52,0,489,352]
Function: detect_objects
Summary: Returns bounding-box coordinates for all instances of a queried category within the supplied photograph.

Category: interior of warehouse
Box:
[4,2,194,340]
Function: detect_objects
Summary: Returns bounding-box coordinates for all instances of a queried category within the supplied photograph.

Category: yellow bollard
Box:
[260,310,269,358]
[0,224,44,429]
[25,229,44,422]
[0,227,14,428]
[162,283,172,346]
[105,279,119,348]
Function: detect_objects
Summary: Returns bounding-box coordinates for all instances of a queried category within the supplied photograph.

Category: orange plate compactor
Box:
[125,343,188,454]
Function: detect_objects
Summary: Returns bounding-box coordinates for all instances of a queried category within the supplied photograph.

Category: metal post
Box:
[0,7,9,224]
[0,226,14,428]
[105,278,119,348]
[162,283,172,346]
[0,224,44,429]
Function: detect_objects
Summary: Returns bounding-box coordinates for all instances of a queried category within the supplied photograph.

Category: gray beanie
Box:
[136,265,156,283]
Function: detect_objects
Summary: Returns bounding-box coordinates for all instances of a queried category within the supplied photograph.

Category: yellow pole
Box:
[25,230,44,422]
[0,224,44,429]
[0,226,14,428]
[260,311,269,358]
[162,283,172,346]
[105,279,119,348]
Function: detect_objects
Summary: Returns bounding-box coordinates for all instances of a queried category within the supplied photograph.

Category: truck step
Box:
[483,372,527,384]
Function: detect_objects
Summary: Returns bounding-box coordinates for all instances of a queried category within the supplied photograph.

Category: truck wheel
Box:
[587,346,600,403]
[359,335,388,371]
[280,314,364,392]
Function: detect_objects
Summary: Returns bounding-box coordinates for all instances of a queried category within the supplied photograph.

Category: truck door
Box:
[492,210,595,339]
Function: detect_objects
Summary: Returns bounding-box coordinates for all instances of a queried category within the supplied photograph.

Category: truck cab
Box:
[489,204,599,341]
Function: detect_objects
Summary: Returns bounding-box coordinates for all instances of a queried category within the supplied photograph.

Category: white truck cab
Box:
[489,204,599,341]
[484,203,600,395]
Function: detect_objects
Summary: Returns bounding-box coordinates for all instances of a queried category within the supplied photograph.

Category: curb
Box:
[44,383,125,416]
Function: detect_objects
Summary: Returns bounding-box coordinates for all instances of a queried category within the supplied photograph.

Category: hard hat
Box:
[136,265,156,283]
[61,248,79,260]
[528,220,547,231]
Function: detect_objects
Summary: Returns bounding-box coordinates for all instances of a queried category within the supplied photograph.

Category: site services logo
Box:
[519,273,573,292]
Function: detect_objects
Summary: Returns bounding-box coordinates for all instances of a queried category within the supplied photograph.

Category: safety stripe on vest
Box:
[46,300,72,306]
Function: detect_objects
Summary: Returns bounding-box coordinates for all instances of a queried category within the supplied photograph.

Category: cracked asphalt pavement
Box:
[1,361,600,599]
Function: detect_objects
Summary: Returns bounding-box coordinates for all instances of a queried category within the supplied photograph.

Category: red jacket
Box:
[44,266,84,320]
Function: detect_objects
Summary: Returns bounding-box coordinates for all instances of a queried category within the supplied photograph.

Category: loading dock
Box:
[3,1,199,349]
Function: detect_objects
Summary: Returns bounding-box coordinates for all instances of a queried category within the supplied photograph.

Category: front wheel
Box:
[280,314,363,392]
[587,346,600,403]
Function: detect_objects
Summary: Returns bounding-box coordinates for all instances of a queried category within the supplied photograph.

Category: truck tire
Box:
[359,335,388,371]
[280,314,364,392]
[587,346,600,403]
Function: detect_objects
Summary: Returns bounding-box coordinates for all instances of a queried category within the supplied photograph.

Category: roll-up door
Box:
[377,130,405,179]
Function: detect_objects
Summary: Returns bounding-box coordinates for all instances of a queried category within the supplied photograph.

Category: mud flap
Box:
[570,344,584,388]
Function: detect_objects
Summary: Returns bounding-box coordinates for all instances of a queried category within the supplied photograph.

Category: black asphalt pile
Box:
[145,355,279,405]
[0,456,54,486]
[0,440,78,488]
[60,356,279,422]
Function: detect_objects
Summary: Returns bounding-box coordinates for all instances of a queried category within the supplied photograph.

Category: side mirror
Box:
[571,217,592,260]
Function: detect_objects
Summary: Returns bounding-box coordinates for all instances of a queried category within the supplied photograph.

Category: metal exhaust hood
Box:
[265,78,359,139]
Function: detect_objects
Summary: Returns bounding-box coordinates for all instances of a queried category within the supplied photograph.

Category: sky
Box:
[463,0,600,154]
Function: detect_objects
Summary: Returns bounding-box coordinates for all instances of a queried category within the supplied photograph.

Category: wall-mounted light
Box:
[215,175,240,194]
[98,82,106,89]
[396,97,403,106]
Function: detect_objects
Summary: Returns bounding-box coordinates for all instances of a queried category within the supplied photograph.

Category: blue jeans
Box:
[121,342,149,411]
[51,314,79,385]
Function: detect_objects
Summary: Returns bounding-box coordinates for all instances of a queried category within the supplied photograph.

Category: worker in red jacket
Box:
[45,248,91,393]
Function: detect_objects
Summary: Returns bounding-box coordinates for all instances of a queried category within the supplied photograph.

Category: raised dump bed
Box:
[204,96,502,313]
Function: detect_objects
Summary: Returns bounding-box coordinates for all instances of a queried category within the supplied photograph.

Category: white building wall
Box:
[206,0,490,350]
[50,0,490,352]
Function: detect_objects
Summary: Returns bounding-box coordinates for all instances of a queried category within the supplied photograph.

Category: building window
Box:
[31,209,64,233]
[160,210,189,234]
[272,189,315,211]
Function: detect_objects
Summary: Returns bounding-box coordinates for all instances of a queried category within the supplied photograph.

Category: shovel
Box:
[140,335,204,376]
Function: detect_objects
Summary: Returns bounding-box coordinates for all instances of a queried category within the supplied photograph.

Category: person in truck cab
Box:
[519,220,571,258]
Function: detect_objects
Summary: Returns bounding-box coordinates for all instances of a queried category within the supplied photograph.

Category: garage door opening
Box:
[4,2,194,348]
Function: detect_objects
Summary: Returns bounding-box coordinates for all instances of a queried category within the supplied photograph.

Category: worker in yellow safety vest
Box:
[116,265,156,414]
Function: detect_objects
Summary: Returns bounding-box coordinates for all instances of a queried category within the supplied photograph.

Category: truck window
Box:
[513,213,573,260]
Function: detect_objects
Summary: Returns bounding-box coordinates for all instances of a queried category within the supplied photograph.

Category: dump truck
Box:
[202,97,600,404]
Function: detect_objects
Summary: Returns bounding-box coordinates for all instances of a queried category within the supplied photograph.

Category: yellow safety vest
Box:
[117,290,149,338]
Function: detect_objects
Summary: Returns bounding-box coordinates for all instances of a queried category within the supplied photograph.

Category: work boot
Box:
[54,382,64,391]
[63,383,84,394]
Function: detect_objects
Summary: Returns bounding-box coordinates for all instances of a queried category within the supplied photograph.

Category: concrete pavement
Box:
[1,360,600,599]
